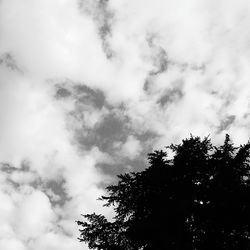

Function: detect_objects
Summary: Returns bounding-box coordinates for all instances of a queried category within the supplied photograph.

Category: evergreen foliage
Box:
[77,135,250,249]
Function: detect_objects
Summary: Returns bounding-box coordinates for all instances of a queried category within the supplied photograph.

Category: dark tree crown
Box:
[77,135,250,250]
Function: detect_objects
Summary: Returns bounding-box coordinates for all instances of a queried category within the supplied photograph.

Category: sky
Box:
[1,0,250,249]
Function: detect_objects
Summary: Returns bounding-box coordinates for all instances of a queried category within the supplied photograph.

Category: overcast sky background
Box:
[1,0,250,249]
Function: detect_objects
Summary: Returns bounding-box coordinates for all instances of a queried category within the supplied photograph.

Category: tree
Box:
[77,135,250,249]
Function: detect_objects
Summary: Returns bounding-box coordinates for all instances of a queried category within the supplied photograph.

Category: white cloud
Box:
[1,0,250,249]
[9,171,37,184]
[31,232,84,250]
[121,135,142,160]
[0,238,27,250]
[14,189,56,239]
[0,191,15,227]
[0,0,110,80]
[0,66,108,248]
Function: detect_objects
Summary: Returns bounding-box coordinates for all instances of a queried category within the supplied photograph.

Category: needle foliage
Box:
[77,135,250,250]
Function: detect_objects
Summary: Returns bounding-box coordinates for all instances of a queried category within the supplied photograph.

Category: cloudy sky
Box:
[1,0,250,249]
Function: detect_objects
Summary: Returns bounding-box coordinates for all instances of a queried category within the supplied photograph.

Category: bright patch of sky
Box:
[1,0,250,249]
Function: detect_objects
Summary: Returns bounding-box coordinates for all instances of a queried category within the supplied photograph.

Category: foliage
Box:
[77,135,250,249]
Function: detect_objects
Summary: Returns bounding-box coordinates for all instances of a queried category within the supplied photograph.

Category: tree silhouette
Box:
[77,135,250,249]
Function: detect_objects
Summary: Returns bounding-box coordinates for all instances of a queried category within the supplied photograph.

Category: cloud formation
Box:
[1,0,250,249]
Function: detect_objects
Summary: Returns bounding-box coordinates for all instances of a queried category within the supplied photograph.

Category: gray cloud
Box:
[217,115,236,133]
[157,82,184,107]
[2,0,250,249]
[55,80,106,109]
[78,0,114,58]
[0,52,22,73]
[43,179,69,206]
